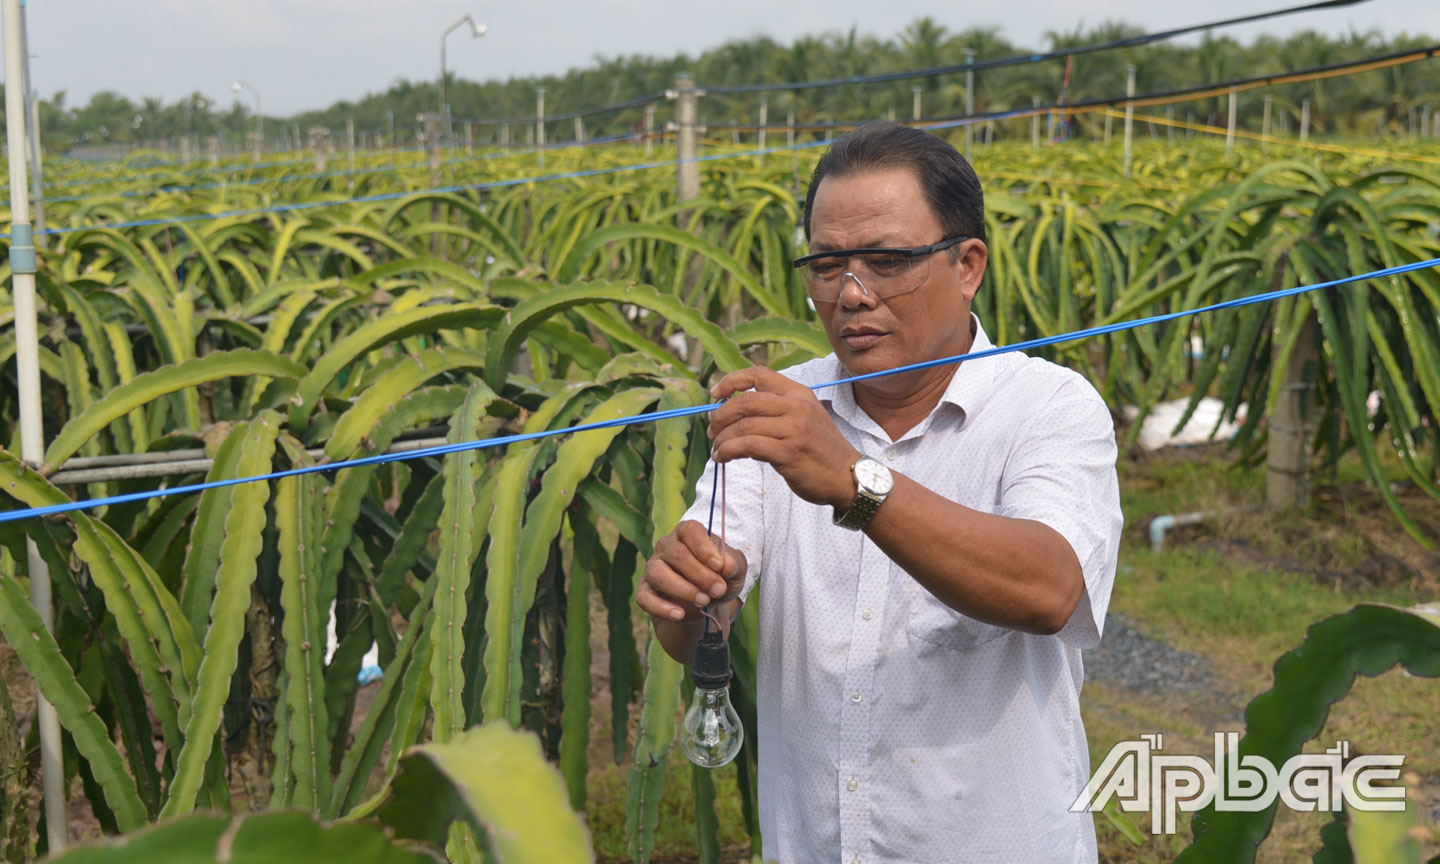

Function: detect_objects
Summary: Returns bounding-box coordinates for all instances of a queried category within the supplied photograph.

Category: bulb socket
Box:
[691,630,733,690]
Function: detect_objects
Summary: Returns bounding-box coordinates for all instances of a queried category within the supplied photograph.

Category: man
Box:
[637,123,1123,863]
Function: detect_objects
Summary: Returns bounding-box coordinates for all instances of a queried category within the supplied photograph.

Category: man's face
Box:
[806,167,987,385]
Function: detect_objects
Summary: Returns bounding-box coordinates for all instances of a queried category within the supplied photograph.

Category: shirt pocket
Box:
[905,579,1009,651]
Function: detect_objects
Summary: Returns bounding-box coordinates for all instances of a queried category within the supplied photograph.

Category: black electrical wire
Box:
[453,0,1372,128]
[704,0,1375,94]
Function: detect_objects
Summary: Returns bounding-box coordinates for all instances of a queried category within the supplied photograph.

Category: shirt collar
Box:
[819,313,998,442]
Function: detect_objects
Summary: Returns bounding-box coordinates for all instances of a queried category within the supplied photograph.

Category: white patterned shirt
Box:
[682,315,1123,864]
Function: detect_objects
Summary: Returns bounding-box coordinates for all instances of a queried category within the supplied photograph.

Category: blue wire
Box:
[34,140,829,237]
[2,255,1437,525]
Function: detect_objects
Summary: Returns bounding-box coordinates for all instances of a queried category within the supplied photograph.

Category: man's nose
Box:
[838,271,877,309]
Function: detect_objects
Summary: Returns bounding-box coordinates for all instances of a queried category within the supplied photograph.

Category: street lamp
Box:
[231,79,262,155]
[439,14,486,124]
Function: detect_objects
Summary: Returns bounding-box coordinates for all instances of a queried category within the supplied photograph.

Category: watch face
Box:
[854,458,893,495]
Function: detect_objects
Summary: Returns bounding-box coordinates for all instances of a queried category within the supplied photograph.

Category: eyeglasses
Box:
[791,236,969,302]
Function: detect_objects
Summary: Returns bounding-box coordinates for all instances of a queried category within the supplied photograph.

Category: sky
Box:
[8,0,1440,116]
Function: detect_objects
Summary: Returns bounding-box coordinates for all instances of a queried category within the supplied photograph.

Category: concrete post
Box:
[1266,312,1318,510]
[1167,105,1175,141]
[758,95,768,155]
[964,48,976,161]
[912,86,922,121]
[1226,89,1237,155]
[207,134,221,166]
[675,75,700,214]
[1104,110,1112,145]
[1123,65,1135,178]
[536,87,546,168]
[1300,97,1311,144]
[347,117,355,181]
[181,137,191,165]
[1262,95,1273,146]
[1031,98,1040,152]
[644,102,656,157]
[787,109,795,150]
[575,116,584,146]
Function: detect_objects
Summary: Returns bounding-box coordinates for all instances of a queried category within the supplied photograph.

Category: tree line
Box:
[10,18,1440,154]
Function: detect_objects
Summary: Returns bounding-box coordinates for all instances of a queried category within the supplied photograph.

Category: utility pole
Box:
[4,0,65,850]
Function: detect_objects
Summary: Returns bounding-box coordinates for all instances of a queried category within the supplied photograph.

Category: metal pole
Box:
[19,0,43,243]
[912,86,922,121]
[536,87,546,168]
[1300,97,1311,144]
[3,0,65,850]
[675,75,700,214]
[1123,65,1135,178]
[964,48,975,161]
[1226,89,1237,155]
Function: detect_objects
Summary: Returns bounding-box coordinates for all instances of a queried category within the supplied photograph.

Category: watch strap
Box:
[833,488,884,531]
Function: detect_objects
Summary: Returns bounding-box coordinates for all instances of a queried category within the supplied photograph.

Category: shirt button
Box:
[851,691,863,703]
[884,448,898,461]
[862,609,874,621]
[847,776,860,792]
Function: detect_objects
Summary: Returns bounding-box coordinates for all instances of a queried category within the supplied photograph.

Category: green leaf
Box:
[1176,603,1440,864]
[42,350,304,472]
[379,722,594,864]
[161,414,281,818]
[0,573,147,832]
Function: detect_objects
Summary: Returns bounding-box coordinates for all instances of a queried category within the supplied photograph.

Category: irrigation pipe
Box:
[4,255,1439,526]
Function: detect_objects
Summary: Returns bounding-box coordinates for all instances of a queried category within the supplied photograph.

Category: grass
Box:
[581,443,1440,862]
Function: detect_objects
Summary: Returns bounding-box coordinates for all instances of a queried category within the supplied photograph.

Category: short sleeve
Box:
[679,455,766,604]
[993,379,1122,649]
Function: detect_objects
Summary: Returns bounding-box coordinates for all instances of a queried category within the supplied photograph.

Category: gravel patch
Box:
[1086,612,1221,698]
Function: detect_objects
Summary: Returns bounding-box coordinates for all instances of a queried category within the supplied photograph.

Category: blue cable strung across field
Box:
[33,138,833,237]
[3,255,1437,525]
[19,133,641,207]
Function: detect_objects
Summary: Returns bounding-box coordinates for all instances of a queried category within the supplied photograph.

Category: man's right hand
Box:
[637,519,747,623]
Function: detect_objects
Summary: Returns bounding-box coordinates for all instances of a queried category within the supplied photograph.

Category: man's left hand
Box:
[708,366,860,509]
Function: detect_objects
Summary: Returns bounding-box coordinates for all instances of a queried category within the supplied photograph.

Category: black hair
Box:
[801,122,986,250]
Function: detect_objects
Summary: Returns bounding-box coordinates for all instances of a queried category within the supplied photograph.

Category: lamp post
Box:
[439,14,486,143]
[231,79,261,161]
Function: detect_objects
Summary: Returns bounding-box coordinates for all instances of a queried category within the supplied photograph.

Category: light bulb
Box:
[680,631,744,768]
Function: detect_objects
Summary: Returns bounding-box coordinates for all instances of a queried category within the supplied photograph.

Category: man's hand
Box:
[638,520,746,623]
[708,366,860,509]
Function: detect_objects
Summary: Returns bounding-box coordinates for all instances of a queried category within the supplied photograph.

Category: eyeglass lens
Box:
[803,252,931,302]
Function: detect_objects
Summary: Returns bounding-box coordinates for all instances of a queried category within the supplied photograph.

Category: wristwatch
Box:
[833,457,894,531]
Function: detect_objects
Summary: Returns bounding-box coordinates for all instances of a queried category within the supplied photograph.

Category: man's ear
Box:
[958,238,988,302]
